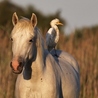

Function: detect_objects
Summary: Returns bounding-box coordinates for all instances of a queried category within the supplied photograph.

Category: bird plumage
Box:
[46,19,63,52]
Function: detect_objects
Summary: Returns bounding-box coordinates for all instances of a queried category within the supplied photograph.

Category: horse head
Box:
[10,12,38,74]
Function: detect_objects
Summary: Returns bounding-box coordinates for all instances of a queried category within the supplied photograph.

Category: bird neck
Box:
[52,25,59,43]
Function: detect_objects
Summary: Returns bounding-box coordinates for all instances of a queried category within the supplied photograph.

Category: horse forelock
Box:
[11,19,35,37]
[20,16,29,20]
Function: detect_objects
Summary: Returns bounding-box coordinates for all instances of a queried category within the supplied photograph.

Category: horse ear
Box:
[12,12,19,26]
[31,13,37,27]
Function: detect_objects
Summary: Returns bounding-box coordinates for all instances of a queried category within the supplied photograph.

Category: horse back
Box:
[50,50,80,98]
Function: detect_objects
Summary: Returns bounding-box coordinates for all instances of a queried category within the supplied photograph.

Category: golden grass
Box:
[0,27,98,98]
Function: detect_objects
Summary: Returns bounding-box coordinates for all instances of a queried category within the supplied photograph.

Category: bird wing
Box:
[46,28,56,47]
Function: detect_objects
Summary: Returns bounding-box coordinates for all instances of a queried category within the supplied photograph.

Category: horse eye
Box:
[10,38,13,41]
[29,39,34,42]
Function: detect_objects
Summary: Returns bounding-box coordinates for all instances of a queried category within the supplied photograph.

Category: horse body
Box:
[15,50,61,98]
[15,50,79,98]
[10,12,80,98]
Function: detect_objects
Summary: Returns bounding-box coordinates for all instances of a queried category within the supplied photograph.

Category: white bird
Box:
[46,18,63,52]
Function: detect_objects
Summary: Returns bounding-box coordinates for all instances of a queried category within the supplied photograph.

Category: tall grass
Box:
[0,50,16,98]
[0,27,98,98]
[62,28,98,98]
[0,29,17,98]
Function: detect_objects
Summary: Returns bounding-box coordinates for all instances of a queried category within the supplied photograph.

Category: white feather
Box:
[46,19,63,51]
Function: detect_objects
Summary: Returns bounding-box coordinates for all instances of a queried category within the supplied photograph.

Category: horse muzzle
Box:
[10,59,23,74]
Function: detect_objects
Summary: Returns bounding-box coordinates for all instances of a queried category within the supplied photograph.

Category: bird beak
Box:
[57,22,63,25]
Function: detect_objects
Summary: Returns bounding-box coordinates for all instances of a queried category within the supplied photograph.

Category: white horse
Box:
[10,12,80,98]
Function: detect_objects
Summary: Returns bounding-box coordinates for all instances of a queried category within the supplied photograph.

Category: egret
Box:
[46,18,63,52]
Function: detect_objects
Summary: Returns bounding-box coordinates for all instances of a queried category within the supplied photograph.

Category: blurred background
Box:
[0,0,98,98]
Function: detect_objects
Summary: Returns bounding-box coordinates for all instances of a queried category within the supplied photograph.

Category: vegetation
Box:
[0,1,98,98]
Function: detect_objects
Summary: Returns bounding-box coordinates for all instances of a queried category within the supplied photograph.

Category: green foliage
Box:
[65,35,70,42]
[0,1,25,25]
[0,1,65,35]
[74,29,83,40]
[73,29,83,48]
[91,25,98,35]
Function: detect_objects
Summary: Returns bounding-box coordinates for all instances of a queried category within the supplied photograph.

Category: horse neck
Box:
[31,32,45,81]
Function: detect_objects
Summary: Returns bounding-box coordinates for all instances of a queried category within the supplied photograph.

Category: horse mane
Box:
[34,27,44,48]
[34,27,45,65]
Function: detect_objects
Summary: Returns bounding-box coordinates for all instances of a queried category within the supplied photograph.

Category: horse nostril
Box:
[10,62,12,68]
[19,62,22,66]
[10,62,15,70]
[17,62,23,71]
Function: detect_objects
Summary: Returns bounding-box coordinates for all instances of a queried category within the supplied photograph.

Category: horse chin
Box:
[12,69,23,74]
[12,65,23,74]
